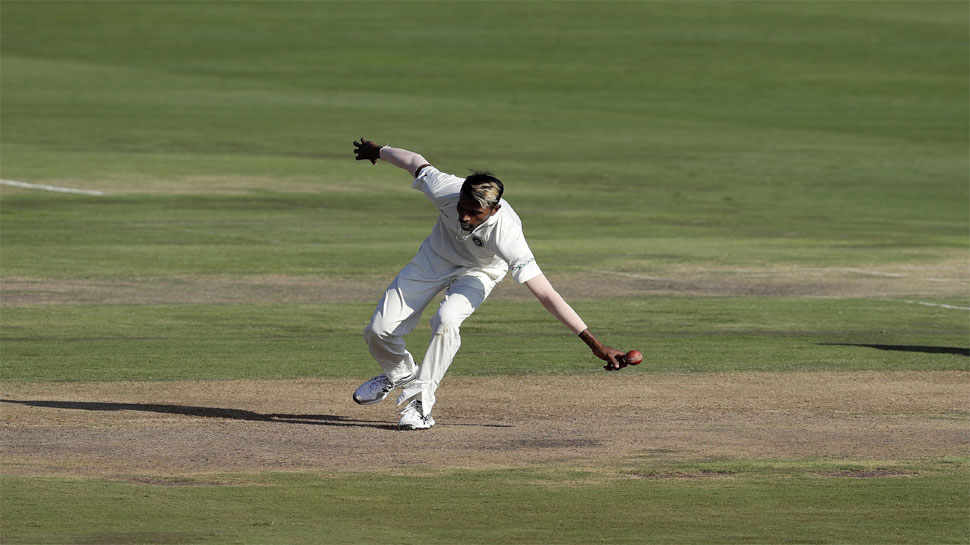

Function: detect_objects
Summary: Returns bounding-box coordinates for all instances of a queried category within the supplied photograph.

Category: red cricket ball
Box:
[625,350,643,365]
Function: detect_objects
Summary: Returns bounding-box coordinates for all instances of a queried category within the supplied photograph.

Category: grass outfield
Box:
[3,460,968,545]
[2,298,967,382]
[2,1,968,544]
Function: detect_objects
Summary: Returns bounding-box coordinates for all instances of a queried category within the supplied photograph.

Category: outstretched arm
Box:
[354,137,430,177]
[524,273,628,370]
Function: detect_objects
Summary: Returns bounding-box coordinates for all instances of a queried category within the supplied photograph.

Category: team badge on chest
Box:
[472,237,484,247]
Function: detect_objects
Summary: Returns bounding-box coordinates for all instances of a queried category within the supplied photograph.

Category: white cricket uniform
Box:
[364,166,542,415]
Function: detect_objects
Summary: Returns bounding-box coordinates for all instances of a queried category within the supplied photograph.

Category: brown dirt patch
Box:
[821,469,919,478]
[122,476,243,487]
[2,371,966,477]
[633,470,735,480]
[581,259,969,300]
[0,274,389,306]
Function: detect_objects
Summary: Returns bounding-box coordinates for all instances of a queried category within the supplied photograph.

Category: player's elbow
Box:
[407,155,429,176]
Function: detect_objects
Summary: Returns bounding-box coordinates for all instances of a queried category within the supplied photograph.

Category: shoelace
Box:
[414,402,432,423]
[369,375,391,393]
[403,401,425,419]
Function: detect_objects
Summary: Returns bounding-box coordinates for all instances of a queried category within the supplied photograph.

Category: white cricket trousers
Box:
[364,246,500,416]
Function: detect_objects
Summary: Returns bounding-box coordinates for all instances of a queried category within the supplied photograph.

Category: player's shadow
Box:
[0,399,400,430]
[0,399,514,429]
[818,343,970,357]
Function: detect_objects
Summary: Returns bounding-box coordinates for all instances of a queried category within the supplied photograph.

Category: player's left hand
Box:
[594,346,628,371]
[353,137,382,164]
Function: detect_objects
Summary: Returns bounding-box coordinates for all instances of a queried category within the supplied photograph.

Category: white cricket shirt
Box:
[412,166,542,284]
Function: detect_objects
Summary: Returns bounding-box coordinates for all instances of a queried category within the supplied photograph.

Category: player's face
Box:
[456,196,496,232]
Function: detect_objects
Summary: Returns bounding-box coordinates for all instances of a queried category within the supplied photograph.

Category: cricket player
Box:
[352,137,629,430]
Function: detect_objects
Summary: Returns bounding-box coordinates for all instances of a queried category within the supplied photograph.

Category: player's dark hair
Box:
[461,170,504,209]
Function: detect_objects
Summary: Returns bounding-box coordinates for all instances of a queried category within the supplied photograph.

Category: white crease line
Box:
[592,270,670,281]
[1,179,106,196]
[840,269,966,283]
[801,297,969,310]
[840,268,907,278]
[899,300,970,311]
[601,268,966,285]
[597,268,967,284]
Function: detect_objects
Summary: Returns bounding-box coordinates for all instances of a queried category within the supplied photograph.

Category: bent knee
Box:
[430,312,463,333]
[364,320,396,343]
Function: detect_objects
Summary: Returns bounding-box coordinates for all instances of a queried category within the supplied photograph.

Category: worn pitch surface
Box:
[2,372,966,477]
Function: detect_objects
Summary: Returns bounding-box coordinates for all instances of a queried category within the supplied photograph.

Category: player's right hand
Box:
[354,137,382,165]
[595,346,627,371]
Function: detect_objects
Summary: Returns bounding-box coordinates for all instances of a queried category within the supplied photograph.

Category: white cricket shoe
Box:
[398,400,435,430]
[352,372,415,405]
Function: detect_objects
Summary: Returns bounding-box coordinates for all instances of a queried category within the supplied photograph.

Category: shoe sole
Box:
[399,415,435,430]
[352,391,389,406]
[398,423,434,430]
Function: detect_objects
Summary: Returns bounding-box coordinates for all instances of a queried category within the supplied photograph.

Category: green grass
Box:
[2,297,967,382]
[2,1,967,269]
[1,190,966,280]
[2,459,967,545]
